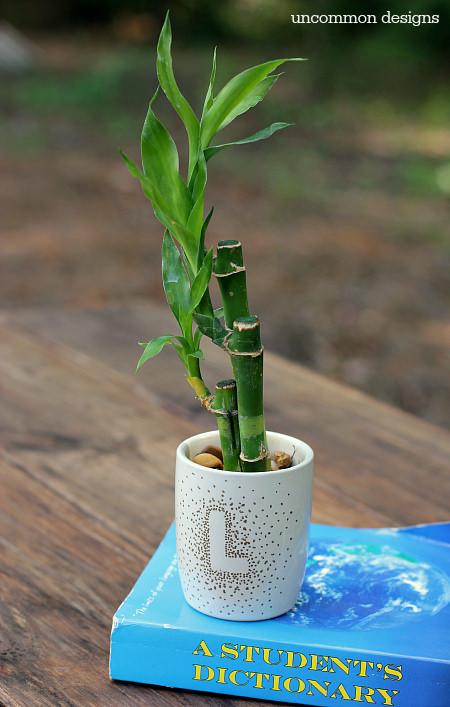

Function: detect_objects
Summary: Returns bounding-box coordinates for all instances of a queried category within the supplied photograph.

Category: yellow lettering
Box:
[262,647,283,665]
[328,657,352,675]
[284,651,307,668]
[283,677,306,693]
[330,683,352,700]
[310,654,328,671]
[249,672,270,689]
[376,689,400,706]
[221,643,239,660]
[240,645,260,662]
[229,670,249,686]
[353,660,374,677]
[353,685,364,703]
[193,664,214,682]
[192,640,213,657]
[307,679,331,697]
[384,665,402,681]
[216,667,227,684]
[271,674,282,691]
[354,686,376,703]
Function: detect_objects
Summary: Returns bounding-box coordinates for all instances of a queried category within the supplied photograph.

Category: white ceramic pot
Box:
[175,430,314,621]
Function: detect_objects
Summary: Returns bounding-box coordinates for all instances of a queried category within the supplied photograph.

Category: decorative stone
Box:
[274,451,292,469]
[199,444,224,463]
[192,453,223,470]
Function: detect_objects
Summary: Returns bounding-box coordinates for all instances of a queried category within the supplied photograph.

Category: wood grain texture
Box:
[1,304,449,706]
[13,303,450,526]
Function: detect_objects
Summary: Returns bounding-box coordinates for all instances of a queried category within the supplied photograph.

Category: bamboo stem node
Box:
[212,407,239,417]
[239,447,270,464]
[226,345,264,357]
[214,263,246,278]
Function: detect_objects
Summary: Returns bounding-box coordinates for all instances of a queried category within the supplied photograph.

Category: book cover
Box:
[110,522,450,706]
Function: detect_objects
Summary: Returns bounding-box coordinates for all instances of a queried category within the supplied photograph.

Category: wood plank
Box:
[1,319,195,551]
[0,456,260,706]
[11,304,450,526]
[1,306,449,705]
[0,321,277,706]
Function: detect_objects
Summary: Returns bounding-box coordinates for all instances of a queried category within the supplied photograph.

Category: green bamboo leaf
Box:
[120,149,155,199]
[136,335,186,371]
[171,337,205,368]
[193,312,227,345]
[194,321,214,341]
[200,58,305,148]
[196,205,214,271]
[162,230,191,325]
[193,312,214,330]
[187,190,204,240]
[169,222,198,272]
[171,338,189,364]
[120,151,198,267]
[177,307,194,342]
[193,326,203,350]
[157,11,200,182]
[188,349,204,360]
[141,91,191,224]
[189,248,213,315]
[192,150,207,203]
[201,46,217,121]
[121,152,171,231]
[204,122,293,162]
[187,187,206,250]
[212,317,228,347]
[202,206,214,238]
[188,150,207,209]
[217,73,281,132]
[180,248,195,282]
[187,152,208,267]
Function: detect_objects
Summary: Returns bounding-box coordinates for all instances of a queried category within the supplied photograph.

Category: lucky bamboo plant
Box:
[124,12,303,472]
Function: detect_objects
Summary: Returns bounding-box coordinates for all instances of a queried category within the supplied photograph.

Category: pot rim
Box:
[177,429,314,478]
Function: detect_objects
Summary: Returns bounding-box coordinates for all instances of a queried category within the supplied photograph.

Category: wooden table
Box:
[1,302,449,706]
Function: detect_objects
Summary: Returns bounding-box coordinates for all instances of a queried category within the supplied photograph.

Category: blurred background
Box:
[1,0,449,427]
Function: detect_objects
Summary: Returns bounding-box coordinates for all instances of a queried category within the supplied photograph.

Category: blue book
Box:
[110,522,450,706]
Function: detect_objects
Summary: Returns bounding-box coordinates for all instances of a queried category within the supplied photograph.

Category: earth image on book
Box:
[281,540,450,631]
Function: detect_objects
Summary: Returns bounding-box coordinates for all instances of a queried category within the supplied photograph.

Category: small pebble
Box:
[274,451,292,469]
[192,452,224,469]
[200,444,223,463]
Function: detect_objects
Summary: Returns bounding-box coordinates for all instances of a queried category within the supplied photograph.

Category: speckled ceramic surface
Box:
[175,430,314,621]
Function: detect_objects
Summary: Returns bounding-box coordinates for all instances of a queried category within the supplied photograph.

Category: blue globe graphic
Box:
[280,540,450,631]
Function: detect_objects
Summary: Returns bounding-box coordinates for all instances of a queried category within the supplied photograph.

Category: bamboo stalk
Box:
[213,240,250,330]
[227,316,271,472]
[210,380,241,471]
